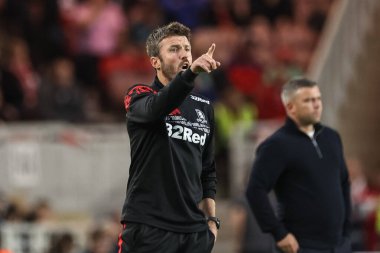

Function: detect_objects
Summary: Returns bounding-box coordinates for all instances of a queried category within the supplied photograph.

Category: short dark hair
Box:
[146,22,191,57]
[281,77,317,104]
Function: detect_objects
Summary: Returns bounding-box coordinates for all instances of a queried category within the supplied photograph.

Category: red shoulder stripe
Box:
[169,108,181,116]
[124,85,154,111]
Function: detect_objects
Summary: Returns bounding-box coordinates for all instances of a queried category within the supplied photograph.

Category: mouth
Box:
[181,62,189,70]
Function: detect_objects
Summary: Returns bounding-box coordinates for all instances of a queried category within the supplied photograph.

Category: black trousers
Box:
[118,223,215,253]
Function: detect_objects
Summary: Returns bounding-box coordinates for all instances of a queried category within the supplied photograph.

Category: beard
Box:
[160,61,179,82]
[298,113,321,126]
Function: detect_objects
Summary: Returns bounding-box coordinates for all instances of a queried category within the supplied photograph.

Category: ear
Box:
[286,102,295,115]
[150,57,161,70]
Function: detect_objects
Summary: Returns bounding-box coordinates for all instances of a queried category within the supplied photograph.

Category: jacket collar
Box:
[284,117,323,136]
[151,76,164,91]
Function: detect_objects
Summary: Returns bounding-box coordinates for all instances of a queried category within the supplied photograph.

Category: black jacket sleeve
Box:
[124,69,197,123]
[201,106,217,199]
[245,140,289,242]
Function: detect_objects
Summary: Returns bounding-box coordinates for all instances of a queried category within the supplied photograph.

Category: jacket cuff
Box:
[180,68,198,84]
[202,190,216,200]
[272,226,289,242]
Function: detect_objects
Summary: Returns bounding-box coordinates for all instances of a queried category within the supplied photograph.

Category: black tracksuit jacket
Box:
[121,69,217,233]
[246,118,351,249]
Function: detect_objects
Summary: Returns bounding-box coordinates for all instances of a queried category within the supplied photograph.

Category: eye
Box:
[303,98,311,103]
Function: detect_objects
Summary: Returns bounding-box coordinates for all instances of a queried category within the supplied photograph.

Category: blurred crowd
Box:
[0,194,122,253]
[0,0,330,124]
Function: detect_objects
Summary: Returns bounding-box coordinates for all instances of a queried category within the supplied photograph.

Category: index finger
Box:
[206,43,216,57]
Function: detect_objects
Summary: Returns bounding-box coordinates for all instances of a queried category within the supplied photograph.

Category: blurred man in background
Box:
[246,77,351,253]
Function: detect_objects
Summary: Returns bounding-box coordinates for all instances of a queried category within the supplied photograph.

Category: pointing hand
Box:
[190,43,221,74]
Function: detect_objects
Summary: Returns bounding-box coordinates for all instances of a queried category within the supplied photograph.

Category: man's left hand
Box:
[208,221,218,242]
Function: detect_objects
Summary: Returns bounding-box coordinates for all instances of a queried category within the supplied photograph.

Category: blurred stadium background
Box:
[0,0,380,252]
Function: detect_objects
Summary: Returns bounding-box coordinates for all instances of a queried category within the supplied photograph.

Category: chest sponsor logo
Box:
[195,109,208,124]
[166,123,207,146]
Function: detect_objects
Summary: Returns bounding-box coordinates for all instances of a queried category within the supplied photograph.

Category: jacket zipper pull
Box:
[311,138,323,158]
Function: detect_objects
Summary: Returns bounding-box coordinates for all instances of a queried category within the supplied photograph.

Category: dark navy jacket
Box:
[246,118,351,249]
[121,69,217,233]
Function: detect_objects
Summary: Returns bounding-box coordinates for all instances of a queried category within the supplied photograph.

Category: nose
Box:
[313,100,321,109]
[179,50,188,60]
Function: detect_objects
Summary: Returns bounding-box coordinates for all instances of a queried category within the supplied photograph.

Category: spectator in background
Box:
[293,0,333,34]
[226,17,269,99]
[6,37,40,119]
[272,16,312,74]
[228,0,252,27]
[305,0,331,34]
[227,17,286,120]
[24,199,53,223]
[61,0,126,57]
[197,0,234,27]
[0,0,26,35]
[190,26,241,100]
[246,17,274,70]
[215,85,257,144]
[125,1,163,46]
[99,211,123,253]
[0,65,24,121]
[47,232,75,253]
[355,169,380,250]
[98,27,154,120]
[289,24,317,71]
[192,26,240,69]
[293,0,316,28]
[82,227,114,253]
[38,57,85,122]
[20,0,66,70]
[0,191,7,223]
[60,0,126,88]
[273,17,295,65]
[251,0,293,24]
[214,85,257,196]
[3,197,27,223]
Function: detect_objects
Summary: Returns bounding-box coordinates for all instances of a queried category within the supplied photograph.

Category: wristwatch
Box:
[207,216,221,230]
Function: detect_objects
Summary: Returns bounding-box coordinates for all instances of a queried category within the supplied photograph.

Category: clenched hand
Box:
[277,233,299,253]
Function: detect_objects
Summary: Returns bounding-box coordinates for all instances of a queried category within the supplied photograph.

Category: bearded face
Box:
[152,36,192,85]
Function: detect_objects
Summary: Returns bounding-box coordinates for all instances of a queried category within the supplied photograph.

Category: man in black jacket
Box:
[118,22,220,253]
[246,77,351,253]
